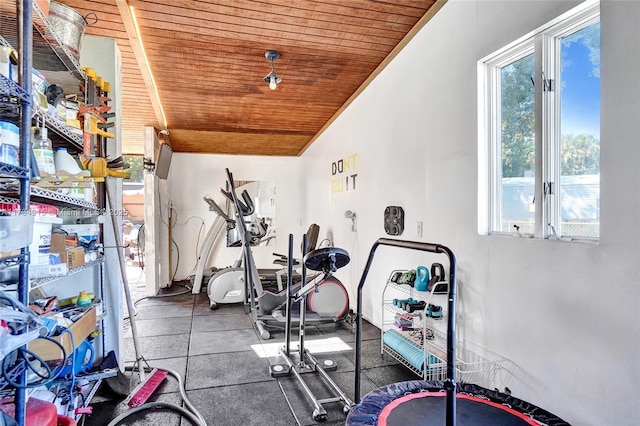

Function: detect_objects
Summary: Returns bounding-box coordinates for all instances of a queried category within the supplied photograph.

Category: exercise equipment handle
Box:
[203,196,233,223]
[220,188,254,216]
[240,190,255,215]
[353,238,458,426]
[220,169,238,210]
[220,188,233,203]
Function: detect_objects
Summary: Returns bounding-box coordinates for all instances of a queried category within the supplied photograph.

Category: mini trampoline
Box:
[346,380,569,425]
[350,239,570,426]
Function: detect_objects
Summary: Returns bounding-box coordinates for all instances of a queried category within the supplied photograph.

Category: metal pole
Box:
[15,0,33,422]
[307,351,353,408]
[354,238,455,420]
[105,177,145,382]
[284,234,294,356]
[354,240,381,403]
[442,245,458,426]
[277,347,326,420]
[298,234,308,359]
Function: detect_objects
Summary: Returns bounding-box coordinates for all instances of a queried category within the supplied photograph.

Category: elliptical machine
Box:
[190,195,238,299]
[191,194,275,310]
[189,195,247,309]
[222,168,350,339]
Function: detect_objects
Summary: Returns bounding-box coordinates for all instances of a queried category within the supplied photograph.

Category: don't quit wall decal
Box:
[331,153,358,193]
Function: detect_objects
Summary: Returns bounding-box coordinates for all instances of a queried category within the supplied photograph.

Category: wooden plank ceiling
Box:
[55,0,445,156]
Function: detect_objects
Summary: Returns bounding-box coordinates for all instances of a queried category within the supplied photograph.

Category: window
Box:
[123,155,144,183]
[479,1,600,240]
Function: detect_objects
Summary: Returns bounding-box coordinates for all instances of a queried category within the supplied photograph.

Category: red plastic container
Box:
[0,202,59,216]
[0,397,77,426]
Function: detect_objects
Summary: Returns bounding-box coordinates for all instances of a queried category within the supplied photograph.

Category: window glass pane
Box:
[123,155,144,183]
[559,21,600,238]
[499,53,535,233]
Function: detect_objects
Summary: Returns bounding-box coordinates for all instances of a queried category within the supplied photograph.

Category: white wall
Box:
[143,127,172,292]
[169,154,303,281]
[299,1,640,425]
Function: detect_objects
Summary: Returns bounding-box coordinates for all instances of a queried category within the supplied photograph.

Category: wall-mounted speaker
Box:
[384,206,404,236]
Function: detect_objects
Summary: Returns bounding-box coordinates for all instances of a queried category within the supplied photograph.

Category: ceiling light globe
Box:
[269,75,277,90]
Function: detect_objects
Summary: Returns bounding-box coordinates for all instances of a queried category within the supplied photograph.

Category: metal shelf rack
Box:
[0,187,98,211]
[0,74,30,105]
[0,1,85,79]
[34,109,84,149]
[0,162,29,180]
[2,1,86,153]
[380,270,446,380]
[0,2,33,421]
[30,256,104,292]
[380,271,505,388]
[1,2,96,424]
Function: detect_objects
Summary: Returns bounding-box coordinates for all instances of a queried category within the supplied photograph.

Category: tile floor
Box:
[85,276,417,426]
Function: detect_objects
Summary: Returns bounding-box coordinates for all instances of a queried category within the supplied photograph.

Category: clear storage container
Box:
[0,214,34,253]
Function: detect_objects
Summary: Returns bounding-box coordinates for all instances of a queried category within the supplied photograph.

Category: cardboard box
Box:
[51,233,70,251]
[50,233,85,269]
[66,246,84,268]
[29,307,96,361]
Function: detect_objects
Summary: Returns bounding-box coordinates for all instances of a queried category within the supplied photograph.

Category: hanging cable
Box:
[1,336,66,389]
[106,367,206,426]
[123,287,192,322]
[58,328,76,416]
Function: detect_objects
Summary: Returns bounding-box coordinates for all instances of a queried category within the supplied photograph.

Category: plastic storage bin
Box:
[0,214,34,253]
[1,203,60,263]
[31,205,62,264]
[0,121,20,166]
[0,46,18,82]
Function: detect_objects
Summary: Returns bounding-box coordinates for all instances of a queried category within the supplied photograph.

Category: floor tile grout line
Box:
[277,378,305,426]
[182,292,197,409]
[116,288,403,425]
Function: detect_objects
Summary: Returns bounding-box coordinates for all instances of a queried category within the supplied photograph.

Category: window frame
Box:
[479,0,600,241]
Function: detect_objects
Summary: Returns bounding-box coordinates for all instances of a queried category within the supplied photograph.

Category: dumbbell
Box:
[403,300,426,313]
[397,270,417,286]
[393,297,416,308]
[427,304,443,318]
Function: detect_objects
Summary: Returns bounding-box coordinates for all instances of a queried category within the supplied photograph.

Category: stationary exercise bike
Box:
[222,168,350,339]
[270,233,354,422]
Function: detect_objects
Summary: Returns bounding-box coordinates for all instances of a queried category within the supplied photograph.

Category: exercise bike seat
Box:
[304,247,350,273]
[273,224,320,267]
[273,253,300,267]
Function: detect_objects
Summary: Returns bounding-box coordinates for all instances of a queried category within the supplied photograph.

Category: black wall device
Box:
[384,206,404,236]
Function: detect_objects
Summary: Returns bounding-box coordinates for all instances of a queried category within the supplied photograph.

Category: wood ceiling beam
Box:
[115,0,167,130]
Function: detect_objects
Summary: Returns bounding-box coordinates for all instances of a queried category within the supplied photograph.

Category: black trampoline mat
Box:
[380,393,537,426]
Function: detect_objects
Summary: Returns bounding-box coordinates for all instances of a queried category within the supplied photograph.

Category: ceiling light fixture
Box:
[263,50,282,90]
